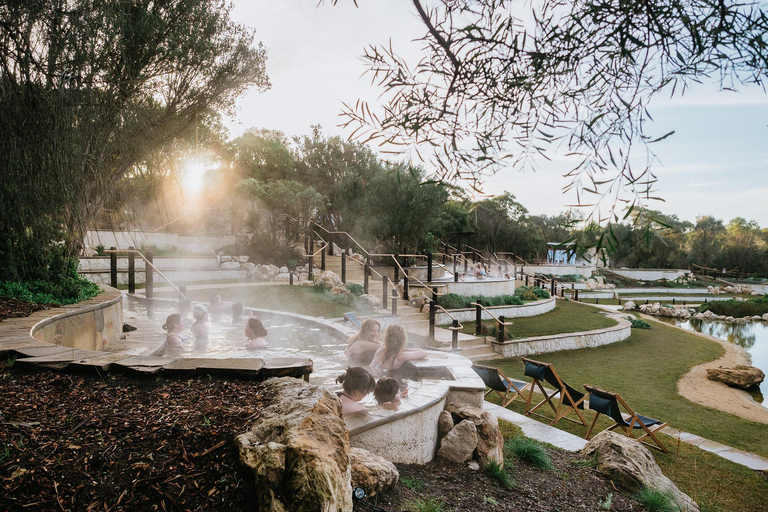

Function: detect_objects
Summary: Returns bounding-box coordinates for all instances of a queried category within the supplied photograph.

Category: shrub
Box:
[631,318,652,329]
[346,283,363,297]
[437,293,523,309]
[484,460,515,489]
[504,437,555,470]
[514,286,550,301]
[698,295,768,318]
[95,244,106,256]
[633,488,679,512]
[0,275,100,306]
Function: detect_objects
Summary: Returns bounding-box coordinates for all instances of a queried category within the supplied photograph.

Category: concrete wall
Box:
[436,298,556,325]
[522,264,594,278]
[81,268,249,286]
[441,279,516,297]
[610,268,690,281]
[492,317,631,358]
[32,286,123,351]
[85,230,237,254]
[573,286,708,294]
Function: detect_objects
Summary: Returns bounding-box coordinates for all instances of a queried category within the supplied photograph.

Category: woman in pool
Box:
[162,313,185,348]
[190,305,210,340]
[245,317,268,349]
[373,376,407,411]
[336,367,376,414]
[345,319,382,366]
[371,324,427,372]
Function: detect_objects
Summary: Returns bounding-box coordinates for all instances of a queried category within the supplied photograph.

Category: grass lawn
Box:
[158,285,366,318]
[451,299,618,338]
[484,318,768,460]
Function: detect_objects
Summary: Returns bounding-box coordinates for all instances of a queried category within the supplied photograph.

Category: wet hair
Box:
[374,377,400,404]
[381,324,407,367]
[336,367,376,395]
[246,317,268,338]
[347,318,381,346]
[232,302,244,317]
[192,304,209,322]
[162,313,182,332]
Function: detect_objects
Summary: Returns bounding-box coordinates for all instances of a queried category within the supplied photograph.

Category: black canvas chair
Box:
[583,385,669,453]
[472,364,531,407]
[521,358,588,427]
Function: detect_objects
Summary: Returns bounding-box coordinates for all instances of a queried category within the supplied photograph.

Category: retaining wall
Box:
[522,264,594,278]
[85,230,237,254]
[491,317,631,358]
[31,286,123,351]
[439,279,516,297]
[610,268,690,281]
[436,297,556,325]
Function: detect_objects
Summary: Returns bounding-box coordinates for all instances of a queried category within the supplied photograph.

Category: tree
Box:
[0,0,269,283]
[688,216,726,269]
[337,0,768,246]
[470,193,528,254]
[231,129,297,182]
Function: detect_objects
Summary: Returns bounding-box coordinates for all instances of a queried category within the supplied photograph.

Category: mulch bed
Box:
[356,451,640,512]
[0,297,51,322]
[0,367,268,511]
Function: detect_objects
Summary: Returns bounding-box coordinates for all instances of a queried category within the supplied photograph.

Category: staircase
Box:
[320,253,500,361]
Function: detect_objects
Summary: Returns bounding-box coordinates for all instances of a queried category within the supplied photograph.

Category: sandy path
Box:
[642,314,768,425]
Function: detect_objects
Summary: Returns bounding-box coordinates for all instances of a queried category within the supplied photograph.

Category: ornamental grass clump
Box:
[484,460,515,489]
[633,488,679,512]
[504,437,555,470]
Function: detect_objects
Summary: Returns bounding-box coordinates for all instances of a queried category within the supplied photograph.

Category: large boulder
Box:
[621,300,636,311]
[236,378,352,512]
[763,313,768,322]
[706,365,765,389]
[437,420,477,463]
[437,411,454,441]
[317,270,343,288]
[582,431,699,512]
[350,448,399,498]
[359,294,383,310]
[444,402,504,467]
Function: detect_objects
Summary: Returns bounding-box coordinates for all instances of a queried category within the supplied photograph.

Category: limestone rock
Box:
[330,285,350,296]
[350,447,398,498]
[763,313,768,322]
[467,460,480,471]
[274,273,291,282]
[622,301,636,311]
[706,365,765,389]
[221,261,241,269]
[444,402,503,467]
[437,411,454,441]
[238,255,250,263]
[299,272,309,282]
[581,431,699,512]
[437,420,477,463]
[280,266,289,273]
[359,294,382,310]
[300,280,314,287]
[236,378,352,512]
[317,270,343,289]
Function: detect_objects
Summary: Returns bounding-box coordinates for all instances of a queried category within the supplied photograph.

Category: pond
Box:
[657,317,767,405]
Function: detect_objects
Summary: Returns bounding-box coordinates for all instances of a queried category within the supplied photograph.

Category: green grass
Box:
[484,459,515,489]
[400,476,425,491]
[504,437,555,470]
[403,497,447,512]
[452,299,618,338]
[158,285,367,318]
[634,488,679,512]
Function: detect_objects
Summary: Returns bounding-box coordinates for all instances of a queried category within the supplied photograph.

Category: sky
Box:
[223,0,768,227]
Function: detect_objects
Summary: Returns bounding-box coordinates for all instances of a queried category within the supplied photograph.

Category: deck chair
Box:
[521,358,588,427]
[583,385,669,453]
[343,311,363,329]
[472,364,531,407]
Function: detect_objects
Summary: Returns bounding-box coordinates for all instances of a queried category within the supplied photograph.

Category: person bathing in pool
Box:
[371,324,427,371]
[245,317,268,349]
[163,314,186,348]
[335,367,376,414]
[344,318,382,366]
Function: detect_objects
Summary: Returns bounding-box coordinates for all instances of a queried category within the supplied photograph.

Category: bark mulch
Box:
[0,297,51,322]
[0,366,267,511]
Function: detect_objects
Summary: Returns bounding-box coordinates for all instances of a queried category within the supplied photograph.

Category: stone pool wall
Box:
[491,317,632,358]
[31,286,123,351]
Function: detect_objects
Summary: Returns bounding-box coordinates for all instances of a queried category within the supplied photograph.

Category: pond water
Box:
[126,300,351,386]
[657,317,767,405]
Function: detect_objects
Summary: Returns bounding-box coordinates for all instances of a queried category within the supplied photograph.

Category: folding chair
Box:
[521,358,588,427]
[472,364,531,407]
[343,311,363,329]
[583,385,669,453]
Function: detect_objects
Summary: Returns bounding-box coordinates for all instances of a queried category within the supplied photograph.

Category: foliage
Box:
[699,295,768,318]
[346,283,364,297]
[399,476,425,491]
[403,497,447,512]
[515,286,550,301]
[633,488,680,512]
[0,273,100,306]
[504,437,555,470]
[438,293,523,310]
[0,0,269,284]
[484,460,515,489]
[631,319,652,330]
[239,232,301,268]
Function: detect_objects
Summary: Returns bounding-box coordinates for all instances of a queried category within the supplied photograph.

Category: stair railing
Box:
[470,302,514,344]
[103,248,186,299]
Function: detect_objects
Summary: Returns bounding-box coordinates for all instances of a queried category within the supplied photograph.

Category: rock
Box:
[752,316,762,321]
[317,270,343,288]
[300,280,314,287]
[445,403,503,467]
[350,447,398,498]
[437,420,477,463]
[706,365,765,389]
[581,431,699,512]
[221,261,241,269]
[280,266,289,273]
[244,262,256,270]
[586,278,597,290]
[763,313,768,322]
[274,273,291,282]
[359,294,382,310]
[725,316,735,323]
[651,302,661,314]
[694,313,704,319]
[437,411,454,441]
[238,255,250,263]
[622,301,636,311]
[350,253,365,263]
[408,290,430,311]
[299,272,309,282]
[330,285,350,296]
[236,377,352,512]
[467,460,480,471]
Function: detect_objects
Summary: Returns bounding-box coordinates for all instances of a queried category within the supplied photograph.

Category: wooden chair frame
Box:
[583,384,669,453]
[472,364,531,407]
[521,358,588,427]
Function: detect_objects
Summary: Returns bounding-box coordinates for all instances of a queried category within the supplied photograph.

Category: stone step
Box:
[459,345,498,358]
[470,351,504,362]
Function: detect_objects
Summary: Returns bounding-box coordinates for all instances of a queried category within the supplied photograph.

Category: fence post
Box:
[109,247,117,289]
[550,278,555,296]
[145,251,154,299]
[464,257,468,274]
[497,315,506,343]
[672,298,676,305]
[382,275,388,309]
[452,319,459,351]
[364,258,370,294]
[575,289,579,301]
[525,275,529,286]
[393,253,400,284]
[427,252,433,283]
[402,269,409,300]
[128,247,136,294]
[391,288,398,316]
[289,272,294,286]
[328,233,334,255]
[429,300,436,340]
[453,258,459,282]
[475,302,483,336]
[341,252,347,284]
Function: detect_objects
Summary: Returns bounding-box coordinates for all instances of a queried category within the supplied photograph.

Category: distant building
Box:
[546,242,593,266]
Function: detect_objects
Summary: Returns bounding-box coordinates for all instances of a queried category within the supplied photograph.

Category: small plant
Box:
[504,437,555,470]
[573,454,598,468]
[484,460,515,489]
[631,318,652,329]
[483,496,498,505]
[598,492,613,510]
[201,415,211,427]
[403,497,447,512]
[634,487,679,512]
[95,244,106,256]
[400,476,425,491]
[346,283,363,296]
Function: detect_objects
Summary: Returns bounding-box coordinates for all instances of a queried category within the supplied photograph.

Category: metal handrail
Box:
[311,221,372,258]
[470,302,514,326]
[434,304,463,330]
[103,249,187,299]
